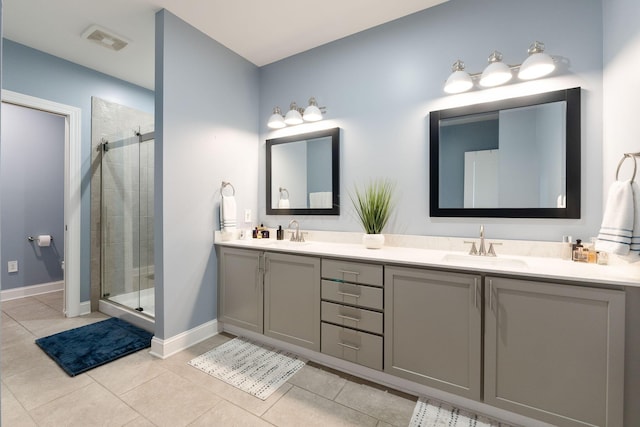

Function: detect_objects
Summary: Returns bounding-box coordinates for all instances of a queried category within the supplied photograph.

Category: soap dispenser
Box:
[277,225,284,240]
[572,239,586,262]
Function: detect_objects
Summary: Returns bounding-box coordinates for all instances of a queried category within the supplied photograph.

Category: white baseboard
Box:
[78,300,92,316]
[0,281,64,302]
[150,319,220,359]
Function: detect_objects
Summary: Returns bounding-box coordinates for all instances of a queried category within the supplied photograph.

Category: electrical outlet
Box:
[244,209,252,223]
[8,260,18,273]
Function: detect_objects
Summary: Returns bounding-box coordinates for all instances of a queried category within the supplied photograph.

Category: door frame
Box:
[2,90,82,317]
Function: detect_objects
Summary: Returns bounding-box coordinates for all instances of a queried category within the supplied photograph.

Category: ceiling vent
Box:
[82,25,129,51]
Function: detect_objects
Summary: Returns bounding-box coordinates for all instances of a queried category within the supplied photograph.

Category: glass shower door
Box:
[101,130,154,317]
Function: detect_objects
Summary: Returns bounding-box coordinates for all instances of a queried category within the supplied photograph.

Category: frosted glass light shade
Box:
[518,52,555,80]
[303,104,322,122]
[267,107,285,129]
[479,61,512,87]
[284,102,303,125]
[444,70,474,93]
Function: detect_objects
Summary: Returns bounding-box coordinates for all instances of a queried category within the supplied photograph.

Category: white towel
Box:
[220,195,237,231]
[630,181,640,260]
[309,192,332,208]
[595,180,639,260]
[278,198,290,209]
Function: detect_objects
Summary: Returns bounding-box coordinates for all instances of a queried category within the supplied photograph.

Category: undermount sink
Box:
[441,253,528,269]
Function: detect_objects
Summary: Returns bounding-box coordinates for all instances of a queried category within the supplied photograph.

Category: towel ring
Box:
[221,181,235,196]
[615,154,637,182]
[279,187,290,200]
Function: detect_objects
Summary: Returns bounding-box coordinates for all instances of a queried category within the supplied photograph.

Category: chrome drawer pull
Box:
[338,269,360,276]
[337,291,360,299]
[336,314,360,322]
[337,342,360,351]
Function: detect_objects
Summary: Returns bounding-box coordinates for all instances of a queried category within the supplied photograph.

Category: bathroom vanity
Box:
[216,234,638,427]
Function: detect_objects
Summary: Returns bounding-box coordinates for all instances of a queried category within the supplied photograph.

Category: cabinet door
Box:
[385,266,481,400]
[218,247,263,333]
[484,277,625,427]
[264,252,320,351]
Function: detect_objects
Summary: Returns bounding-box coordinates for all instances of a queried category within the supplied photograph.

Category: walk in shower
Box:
[100,130,155,316]
[92,97,155,319]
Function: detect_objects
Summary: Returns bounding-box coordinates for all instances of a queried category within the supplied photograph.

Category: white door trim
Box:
[2,89,82,317]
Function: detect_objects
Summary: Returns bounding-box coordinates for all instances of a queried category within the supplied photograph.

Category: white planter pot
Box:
[362,233,385,249]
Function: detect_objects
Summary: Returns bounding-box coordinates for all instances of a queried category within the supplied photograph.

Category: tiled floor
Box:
[1,291,418,426]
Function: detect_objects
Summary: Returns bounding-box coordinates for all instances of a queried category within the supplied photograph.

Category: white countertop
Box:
[215,233,640,288]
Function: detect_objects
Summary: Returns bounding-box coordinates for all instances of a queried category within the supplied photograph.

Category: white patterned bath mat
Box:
[188,337,305,400]
[409,397,513,427]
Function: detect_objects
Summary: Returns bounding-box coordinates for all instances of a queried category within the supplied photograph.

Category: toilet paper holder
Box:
[27,236,53,242]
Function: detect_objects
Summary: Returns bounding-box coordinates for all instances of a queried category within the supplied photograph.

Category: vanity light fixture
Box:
[479,51,512,87]
[302,97,323,122]
[443,60,474,94]
[284,102,304,125]
[518,41,556,80]
[268,107,286,129]
[267,97,326,129]
[444,41,558,94]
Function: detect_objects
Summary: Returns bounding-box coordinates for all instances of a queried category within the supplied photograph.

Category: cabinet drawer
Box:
[321,301,383,334]
[322,259,383,287]
[321,323,383,371]
[321,280,383,310]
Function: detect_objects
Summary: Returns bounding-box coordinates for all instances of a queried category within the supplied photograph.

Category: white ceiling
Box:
[3,0,447,90]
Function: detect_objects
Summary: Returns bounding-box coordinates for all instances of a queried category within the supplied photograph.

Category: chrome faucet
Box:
[465,225,499,256]
[478,225,487,256]
[288,219,303,242]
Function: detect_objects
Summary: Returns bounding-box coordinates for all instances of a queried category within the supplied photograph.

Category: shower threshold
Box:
[99,298,155,333]
[106,287,155,317]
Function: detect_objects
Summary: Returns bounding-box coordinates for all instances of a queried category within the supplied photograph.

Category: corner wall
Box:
[603,1,640,424]
[603,0,640,189]
[154,10,259,339]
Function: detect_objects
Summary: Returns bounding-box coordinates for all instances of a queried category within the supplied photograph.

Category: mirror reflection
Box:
[430,88,580,218]
[266,128,340,215]
[440,102,566,209]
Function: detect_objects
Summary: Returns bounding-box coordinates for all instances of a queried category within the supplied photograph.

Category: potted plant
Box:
[350,178,395,249]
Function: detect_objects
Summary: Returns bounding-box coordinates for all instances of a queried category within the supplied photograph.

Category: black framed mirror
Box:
[266,127,340,215]
[429,87,581,218]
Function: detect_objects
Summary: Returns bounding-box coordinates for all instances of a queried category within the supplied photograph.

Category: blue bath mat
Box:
[35,317,153,376]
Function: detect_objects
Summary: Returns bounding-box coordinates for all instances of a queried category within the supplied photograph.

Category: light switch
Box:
[244,209,252,223]
[8,260,18,273]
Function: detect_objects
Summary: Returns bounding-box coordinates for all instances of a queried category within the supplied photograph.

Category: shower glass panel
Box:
[101,131,154,316]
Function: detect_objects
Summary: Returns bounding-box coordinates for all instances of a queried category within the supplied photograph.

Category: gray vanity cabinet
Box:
[219,247,321,351]
[484,276,625,427]
[320,259,384,370]
[218,247,264,333]
[384,266,482,400]
[264,252,321,351]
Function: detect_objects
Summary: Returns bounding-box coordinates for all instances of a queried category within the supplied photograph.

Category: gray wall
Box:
[259,0,603,242]
[155,10,259,339]
[2,39,154,301]
[1,103,64,289]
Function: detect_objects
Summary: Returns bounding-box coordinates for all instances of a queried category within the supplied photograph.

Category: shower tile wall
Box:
[90,97,154,311]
